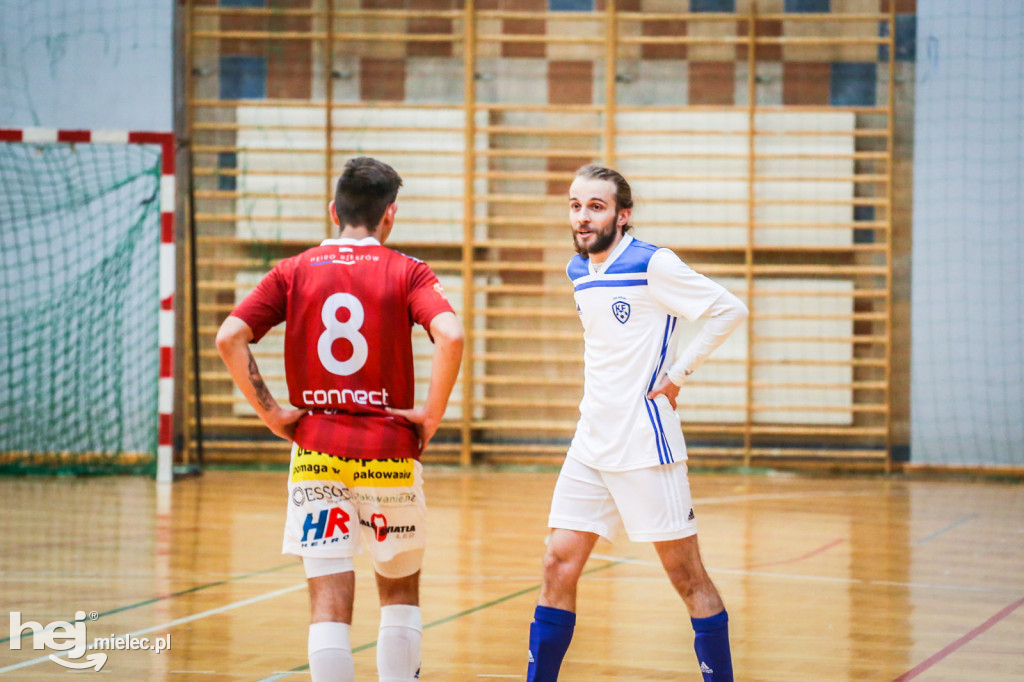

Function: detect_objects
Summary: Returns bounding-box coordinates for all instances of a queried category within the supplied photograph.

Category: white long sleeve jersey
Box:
[566,235,747,471]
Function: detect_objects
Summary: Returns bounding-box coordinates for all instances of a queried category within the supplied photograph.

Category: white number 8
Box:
[317,293,368,376]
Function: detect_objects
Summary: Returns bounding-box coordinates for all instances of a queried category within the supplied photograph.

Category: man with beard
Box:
[526,165,748,682]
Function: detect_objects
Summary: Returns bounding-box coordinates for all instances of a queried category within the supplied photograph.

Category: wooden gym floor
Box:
[0,468,1022,680]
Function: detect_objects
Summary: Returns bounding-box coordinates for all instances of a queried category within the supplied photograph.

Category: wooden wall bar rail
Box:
[183,0,898,471]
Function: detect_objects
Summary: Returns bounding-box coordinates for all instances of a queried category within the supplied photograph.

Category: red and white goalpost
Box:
[0,127,176,482]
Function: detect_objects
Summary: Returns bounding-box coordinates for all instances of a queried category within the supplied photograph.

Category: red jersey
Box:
[231,237,454,460]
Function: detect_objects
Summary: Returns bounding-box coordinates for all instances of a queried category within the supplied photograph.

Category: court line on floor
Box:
[256,556,631,682]
[694,489,877,506]
[892,595,1024,681]
[595,536,846,575]
[590,553,1022,596]
[0,583,307,675]
[744,538,844,570]
[912,514,978,546]
[0,561,298,646]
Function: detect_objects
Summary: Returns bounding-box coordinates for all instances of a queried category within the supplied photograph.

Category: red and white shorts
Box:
[282,444,427,577]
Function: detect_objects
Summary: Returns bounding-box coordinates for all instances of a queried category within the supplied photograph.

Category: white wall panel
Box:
[235,106,488,243]
[615,111,855,248]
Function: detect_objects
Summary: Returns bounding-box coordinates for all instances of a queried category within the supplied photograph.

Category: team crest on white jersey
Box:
[611,300,631,324]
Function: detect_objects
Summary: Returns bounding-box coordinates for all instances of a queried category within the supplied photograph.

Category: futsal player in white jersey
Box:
[526,165,748,682]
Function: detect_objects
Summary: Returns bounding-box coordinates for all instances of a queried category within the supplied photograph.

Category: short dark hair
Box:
[334,157,403,230]
[574,164,634,233]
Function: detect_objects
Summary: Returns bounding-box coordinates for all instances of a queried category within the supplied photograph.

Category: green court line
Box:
[258,557,631,681]
[0,561,297,645]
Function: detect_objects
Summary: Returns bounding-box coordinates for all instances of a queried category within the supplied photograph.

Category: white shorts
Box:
[548,455,697,543]
[283,444,427,576]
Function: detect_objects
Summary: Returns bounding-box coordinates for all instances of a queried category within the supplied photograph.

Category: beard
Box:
[572,213,621,258]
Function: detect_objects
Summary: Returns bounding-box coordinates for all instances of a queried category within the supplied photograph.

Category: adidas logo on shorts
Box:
[700,661,714,674]
[688,508,695,521]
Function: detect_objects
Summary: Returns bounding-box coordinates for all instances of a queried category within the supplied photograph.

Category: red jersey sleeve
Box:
[407,260,455,331]
[231,261,290,343]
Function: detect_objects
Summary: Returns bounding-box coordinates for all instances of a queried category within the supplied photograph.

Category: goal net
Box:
[0,131,172,475]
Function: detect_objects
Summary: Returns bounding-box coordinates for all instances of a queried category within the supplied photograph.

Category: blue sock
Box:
[691,610,733,682]
[527,605,576,682]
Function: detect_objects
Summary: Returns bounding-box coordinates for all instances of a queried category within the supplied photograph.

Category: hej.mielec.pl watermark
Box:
[9,610,171,671]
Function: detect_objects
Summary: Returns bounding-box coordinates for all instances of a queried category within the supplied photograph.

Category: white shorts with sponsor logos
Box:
[548,455,697,543]
[283,444,426,571]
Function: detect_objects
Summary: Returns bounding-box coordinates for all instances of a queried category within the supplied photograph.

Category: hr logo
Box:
[301,507,352,547]
[9,610,106,671]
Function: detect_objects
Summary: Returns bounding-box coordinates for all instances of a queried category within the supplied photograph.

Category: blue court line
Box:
[912,514,978,546]
[0,561,298,645]
[257,556,632,682]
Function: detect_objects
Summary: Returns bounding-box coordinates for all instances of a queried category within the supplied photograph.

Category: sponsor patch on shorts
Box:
[289,446,416,487]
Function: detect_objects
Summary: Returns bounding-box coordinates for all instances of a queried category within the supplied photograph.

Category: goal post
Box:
[0,128,175,481]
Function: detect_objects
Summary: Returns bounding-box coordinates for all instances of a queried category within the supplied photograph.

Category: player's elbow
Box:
[439,323,465,357]
[721,290,749,323]
[431,312,465,351]
[734,298,750,321]
[214,329,236,361]
[215,316,252,358]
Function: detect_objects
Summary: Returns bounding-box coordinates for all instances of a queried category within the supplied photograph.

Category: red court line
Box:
[893,595,1024,681]
[745,538,845,570]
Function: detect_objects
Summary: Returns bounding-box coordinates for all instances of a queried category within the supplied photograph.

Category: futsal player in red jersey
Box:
[217,157,464,682]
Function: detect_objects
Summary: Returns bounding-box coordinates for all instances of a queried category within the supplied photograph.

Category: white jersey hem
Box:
[566,447,688,473]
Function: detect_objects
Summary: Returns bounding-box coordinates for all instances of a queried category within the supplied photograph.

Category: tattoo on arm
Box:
[247,348,275,411]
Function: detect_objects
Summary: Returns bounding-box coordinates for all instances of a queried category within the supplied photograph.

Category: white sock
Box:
[308,622,354,682]
[377,604,422,682]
